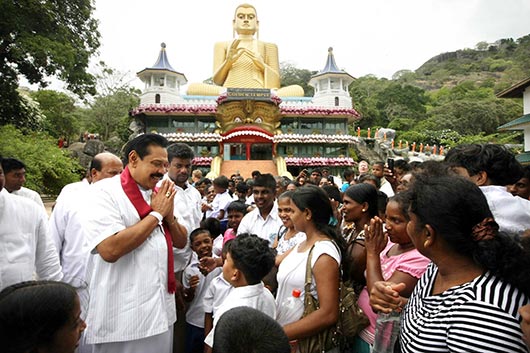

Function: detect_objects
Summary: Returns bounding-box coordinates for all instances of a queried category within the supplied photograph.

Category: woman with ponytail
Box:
[275,185,347,352]
[370,174,530,352]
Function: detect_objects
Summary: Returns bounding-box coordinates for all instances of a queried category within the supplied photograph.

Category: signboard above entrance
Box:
[226,88,272,102]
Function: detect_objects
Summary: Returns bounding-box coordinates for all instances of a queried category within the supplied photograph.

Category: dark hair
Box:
[407,174,530,295]
[373,161,385,168]
[227,201,247,215]
[291,185,348,278]
[322,184,342,203]
[277,190,294,201]
[522,165,530,180]
[358,173,381,188]
[235,182,249,194]
[251,170,262,178]
[213,175,229,189]
[196,177,212,187]
[253,173,276,191]
[213,306,290,353]
[388,191,412,221]
[394,159,409,170]
[376,191,388,216]
[167,142,194,162]
[414,160,449,178]
[0,281,78,353]
[200,218,221,238]
[1,157,26,174]
[445,144,523,185]
[229,233,275,285]
[344,183,379,218]
[343,169,355,179]
[189,228,212,244]
[123,133,168,164]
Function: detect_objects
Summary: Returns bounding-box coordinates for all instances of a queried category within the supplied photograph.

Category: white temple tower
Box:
[309,47,354,108]
[137,43,187,105]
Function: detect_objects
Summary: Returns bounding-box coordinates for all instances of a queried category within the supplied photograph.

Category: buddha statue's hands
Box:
[226,39,245,65]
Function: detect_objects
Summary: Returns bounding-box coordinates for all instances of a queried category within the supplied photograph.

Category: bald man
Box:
[49,152,123,286]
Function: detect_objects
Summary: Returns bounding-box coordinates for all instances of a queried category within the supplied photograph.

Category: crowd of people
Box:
[1,136,530,353]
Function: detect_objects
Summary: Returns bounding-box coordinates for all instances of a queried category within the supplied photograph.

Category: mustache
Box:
[150,173,164,179]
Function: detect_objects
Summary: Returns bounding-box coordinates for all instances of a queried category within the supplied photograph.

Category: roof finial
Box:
[161,42,166,49]
[328,47,333,54]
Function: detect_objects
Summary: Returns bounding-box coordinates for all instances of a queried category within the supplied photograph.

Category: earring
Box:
[362,209,366,212]
[423,240,429,248]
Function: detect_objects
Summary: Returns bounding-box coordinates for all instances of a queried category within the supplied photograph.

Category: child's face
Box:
[222,252,237,284]
[227,210,244,231]
[191,232,213,259]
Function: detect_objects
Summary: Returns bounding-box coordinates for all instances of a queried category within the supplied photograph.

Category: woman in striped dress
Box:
[370,174,530,353]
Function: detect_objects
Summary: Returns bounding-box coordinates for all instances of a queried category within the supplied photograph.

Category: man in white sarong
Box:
[81,134,187,353]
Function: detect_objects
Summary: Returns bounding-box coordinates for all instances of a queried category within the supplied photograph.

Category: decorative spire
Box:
[151,42,176,72]
[320,46,342,74]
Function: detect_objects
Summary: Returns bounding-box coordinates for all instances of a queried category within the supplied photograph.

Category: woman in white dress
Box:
[276,185,347,352]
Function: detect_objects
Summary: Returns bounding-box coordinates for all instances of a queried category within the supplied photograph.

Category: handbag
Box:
[298,243,369,353]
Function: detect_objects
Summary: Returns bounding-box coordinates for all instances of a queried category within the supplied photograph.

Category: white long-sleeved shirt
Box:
[0,188,62,290]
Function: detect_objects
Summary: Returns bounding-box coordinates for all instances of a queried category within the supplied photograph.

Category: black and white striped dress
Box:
[400,263,529,353]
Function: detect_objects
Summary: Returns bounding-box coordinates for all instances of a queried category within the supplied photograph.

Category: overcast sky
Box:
[65,0,530,91]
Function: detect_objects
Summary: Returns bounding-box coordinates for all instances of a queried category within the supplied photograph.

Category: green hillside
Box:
[350,34,530,148]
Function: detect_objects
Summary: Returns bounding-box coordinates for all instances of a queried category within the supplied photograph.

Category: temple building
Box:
[130,44,360,178]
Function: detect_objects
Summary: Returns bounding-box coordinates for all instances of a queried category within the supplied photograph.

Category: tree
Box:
[0,0,100,127]
[280,62,316,97]
[0,125,82,194]
[30,90,79,144]
[80,63,139,142]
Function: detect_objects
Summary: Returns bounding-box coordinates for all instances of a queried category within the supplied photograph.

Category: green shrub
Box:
[0,125,82,195]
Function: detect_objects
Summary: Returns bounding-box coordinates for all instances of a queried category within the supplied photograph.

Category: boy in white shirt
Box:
[183,228,222,353]
[204,234,277,350]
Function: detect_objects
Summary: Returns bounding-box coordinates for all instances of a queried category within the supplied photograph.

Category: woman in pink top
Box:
[354,192,430,352]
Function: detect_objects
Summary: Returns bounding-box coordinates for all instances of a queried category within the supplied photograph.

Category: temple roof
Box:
[498,113,530,130]
[496,76,530,98]
[137,43,186,77]
[311,47,354,80]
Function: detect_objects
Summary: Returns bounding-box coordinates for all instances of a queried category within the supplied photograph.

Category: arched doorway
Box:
[221,126,275,161]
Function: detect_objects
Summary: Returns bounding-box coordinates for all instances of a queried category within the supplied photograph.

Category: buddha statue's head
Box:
[233,4,259,37]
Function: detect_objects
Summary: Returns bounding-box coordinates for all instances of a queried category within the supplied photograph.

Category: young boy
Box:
[223,201,247,245]
[204,234,277,350]
[183,228,222,353]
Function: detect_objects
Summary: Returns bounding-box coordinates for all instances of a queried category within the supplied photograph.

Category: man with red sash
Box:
[81,134,187,353]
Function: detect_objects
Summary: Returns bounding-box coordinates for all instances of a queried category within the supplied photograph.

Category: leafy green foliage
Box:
[280,62,316,97]
[30,90,79,143]
[0,125,83,195]
[0,0,100,129]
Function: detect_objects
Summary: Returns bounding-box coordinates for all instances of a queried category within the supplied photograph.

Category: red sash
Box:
[120,166,176,293]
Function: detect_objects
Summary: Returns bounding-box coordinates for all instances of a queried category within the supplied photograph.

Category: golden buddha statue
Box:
[187,3,303,97]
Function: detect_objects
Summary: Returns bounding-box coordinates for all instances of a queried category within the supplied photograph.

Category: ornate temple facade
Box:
[131,44,360,178]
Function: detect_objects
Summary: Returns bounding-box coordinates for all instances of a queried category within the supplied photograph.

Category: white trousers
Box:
[80,326,174,353]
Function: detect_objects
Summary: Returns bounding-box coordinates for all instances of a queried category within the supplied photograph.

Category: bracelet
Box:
[149,211,163,225]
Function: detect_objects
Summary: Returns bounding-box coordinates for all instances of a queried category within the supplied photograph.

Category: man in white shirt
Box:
[446,143,530,235]
[164,143,203,353]
[0,156,62,291]
[237,173,282,245]
[80,134,187,353]
[48,152,123,287]
[1,157,45,209]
